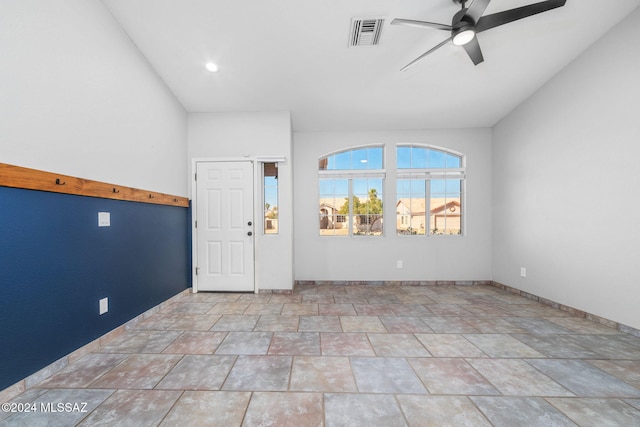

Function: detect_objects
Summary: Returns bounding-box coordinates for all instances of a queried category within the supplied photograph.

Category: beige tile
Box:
[471,396,575,427]
[340,315,387,333]
[320,332,375,356]
[243,392,324,427]
[99,330,182,353]
[468,359,574,396]
[281,303,319,316]
[208,302,250,315]
[324,393,407,427]
[167,314,221,331]
[160,391,250,427]
[368,333,431,357]
[547,398,640,426]
[162,331,227,354]
[588,360,640,389]
[318,303,356,315]
[78,389,181,427]
[290,356,357,392]
[350,357,426,394]
[398,395,492,427]
[415,334,486,358]
[243,303,284,315]
[268,332,321,355]
[463,334,544,358]
[90,354,182,389]
[254,315,299,332]
[156,355,236,390]
[222,355,291,391]
[409,358,499,395]
[3,389,114,426]
[36,353,128,388]
[299,315,342,332]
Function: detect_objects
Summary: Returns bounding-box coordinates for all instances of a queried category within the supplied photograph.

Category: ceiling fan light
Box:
[205,62,219,72]
[452,29,475,46]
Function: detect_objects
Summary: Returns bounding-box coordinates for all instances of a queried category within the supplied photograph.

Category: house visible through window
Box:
[263,162,278,235]
[319,146,384,236]
[396,145,464,235]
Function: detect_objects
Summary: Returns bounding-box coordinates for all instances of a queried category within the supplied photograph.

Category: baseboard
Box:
[488,281,640,338]
[258,288,294,295]
[295,280,492,286]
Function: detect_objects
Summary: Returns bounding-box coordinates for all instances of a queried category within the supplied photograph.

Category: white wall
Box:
[0,0,187,195]
[294,129,493,281]
[493,7,640,329]
[188,112,294,290]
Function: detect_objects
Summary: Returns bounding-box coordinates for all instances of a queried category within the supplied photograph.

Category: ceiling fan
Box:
[392,0,567,70]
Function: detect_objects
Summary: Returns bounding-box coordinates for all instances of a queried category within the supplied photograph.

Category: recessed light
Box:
[205,62,219,72]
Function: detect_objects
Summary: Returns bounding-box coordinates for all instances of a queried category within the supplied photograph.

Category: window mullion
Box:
[426,178,431,237]
[348,179,353,237]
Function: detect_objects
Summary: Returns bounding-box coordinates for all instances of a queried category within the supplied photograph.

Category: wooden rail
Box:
[0,163,189,207]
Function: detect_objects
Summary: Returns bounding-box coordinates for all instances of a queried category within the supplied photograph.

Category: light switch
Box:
[99,297,109,315]
[98,212,110,227]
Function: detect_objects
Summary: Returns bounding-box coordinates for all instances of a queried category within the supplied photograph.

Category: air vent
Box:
[349,18,385,47]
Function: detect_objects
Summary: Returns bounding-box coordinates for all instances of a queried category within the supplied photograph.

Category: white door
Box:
[195,161,254,292]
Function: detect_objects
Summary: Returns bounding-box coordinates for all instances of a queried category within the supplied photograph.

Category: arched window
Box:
[396,145,465,236]
[319,146,384,236]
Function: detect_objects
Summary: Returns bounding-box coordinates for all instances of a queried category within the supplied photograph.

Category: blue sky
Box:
[318,146,462,206]
[264,176,278,209]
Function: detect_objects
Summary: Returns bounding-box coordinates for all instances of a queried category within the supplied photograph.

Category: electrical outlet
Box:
[99,297,109,315]
[397,260,403,269]
[98,212,110,227]
[520,267,527,278]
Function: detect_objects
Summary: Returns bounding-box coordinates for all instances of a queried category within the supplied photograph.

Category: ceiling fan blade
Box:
[465,0,492,23]
[391,18,452,31]
[400,37,453,71]
[462,36,484,65]
[475,0,566,33]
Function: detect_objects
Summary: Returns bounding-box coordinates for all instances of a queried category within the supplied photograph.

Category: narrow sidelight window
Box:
[263,162,279,235]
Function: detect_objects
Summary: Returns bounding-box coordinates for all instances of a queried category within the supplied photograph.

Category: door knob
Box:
[247,231,253,236]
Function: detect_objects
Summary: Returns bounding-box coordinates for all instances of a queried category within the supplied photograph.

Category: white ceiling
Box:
[102,0,640,131]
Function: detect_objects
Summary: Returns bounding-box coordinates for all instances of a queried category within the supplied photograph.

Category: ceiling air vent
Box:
[349,18,385,47]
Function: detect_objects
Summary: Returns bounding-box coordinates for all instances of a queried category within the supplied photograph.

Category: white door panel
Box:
[196,161,254,292]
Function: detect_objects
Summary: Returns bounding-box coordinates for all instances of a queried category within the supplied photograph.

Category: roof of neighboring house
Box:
[319,198,346,211]
[396,198,460,215]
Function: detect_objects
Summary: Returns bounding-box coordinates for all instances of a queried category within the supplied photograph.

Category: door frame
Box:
[191,156,285,293]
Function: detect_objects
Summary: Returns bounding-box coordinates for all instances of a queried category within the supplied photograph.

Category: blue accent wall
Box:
[0,186,189,390]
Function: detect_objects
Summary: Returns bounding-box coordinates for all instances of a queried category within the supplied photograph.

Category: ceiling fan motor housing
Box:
[451,5,476,46]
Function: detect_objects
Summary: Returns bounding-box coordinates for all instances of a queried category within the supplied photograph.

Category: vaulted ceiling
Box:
[102,0,640,131]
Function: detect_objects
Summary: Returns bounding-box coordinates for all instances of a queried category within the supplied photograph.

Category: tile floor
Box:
[3,284,640,426]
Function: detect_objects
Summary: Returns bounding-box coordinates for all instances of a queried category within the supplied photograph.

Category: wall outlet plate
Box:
[99,297,109,315]
[98,212,110,227]
[520,267,527,278]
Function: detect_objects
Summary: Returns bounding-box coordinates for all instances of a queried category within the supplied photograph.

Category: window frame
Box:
[319,145,386,237]
[396,144,466,237]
